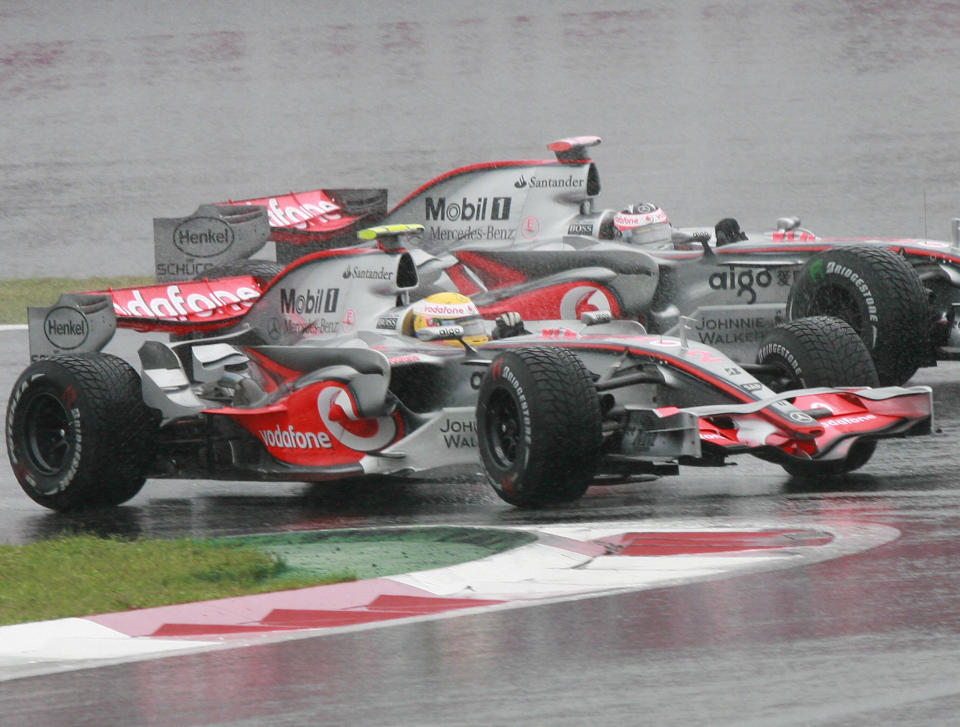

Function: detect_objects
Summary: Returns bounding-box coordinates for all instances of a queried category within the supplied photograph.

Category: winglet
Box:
[358,223,425,251]
[547,136,602,162]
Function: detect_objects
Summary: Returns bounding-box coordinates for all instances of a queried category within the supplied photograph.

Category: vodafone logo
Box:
[242,192,344,230]
[559,286,612,319]
[110,282,260,320]
[317,385,397,451]
[614,207,669,230]
[419,302,476,317]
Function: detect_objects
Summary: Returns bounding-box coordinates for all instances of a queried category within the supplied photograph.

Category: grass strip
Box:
[0,528,536,626]
[0,534,354,626]
[227,526,536,581]
[0,276,153,324]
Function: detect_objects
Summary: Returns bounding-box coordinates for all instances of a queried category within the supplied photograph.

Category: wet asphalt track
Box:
[3,337,960,725]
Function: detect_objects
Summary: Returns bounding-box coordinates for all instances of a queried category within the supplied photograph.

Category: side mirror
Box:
[776,216,802,231]
[580,310,612,325]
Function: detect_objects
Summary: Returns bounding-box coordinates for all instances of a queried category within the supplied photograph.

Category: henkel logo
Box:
[43,307,88,350]
[172,217,235,258]
[424,196,511,222]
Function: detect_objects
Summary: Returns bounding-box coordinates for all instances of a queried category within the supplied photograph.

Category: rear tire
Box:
[6,353,159,511]
[477,347,602,507]
[787,246,928,385]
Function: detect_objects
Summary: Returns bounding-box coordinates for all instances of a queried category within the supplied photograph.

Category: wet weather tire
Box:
[756,317,877,477]
[6,353,160,511]
[756,316,880,390]
[477,347,602,507]
[780,440,876,478]
[787,246,928,385]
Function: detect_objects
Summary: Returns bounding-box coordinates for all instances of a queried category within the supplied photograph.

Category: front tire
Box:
[755,317,877,477]
[477,347,602,507]
[780,440,876,478]
[786,246,928,385]
[6,353,160,511]
[756,315,880,391]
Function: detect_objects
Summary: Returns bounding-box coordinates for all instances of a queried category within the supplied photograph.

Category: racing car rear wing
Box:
[224,188,387,265]
[153,191,388,281]
[27,293,117,360]
[154,203,273,282]
[26,273,269,358]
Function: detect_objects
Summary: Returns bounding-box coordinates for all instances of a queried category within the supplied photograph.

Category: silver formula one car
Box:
[8,225,932,511]
[153,136,951,387]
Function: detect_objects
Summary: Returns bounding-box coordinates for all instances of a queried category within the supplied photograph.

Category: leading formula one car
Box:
[154,136,952,387]
[8,225,933,511]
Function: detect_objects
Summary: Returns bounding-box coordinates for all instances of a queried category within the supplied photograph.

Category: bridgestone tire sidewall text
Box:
[476,347,602,507]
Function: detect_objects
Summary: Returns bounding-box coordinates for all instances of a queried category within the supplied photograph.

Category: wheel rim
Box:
[485,388,521,469]
[23,392,74,478]
[808,287,862,332]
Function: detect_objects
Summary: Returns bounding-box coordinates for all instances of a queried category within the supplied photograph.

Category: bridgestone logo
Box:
[502,364,532,448]
[758,342,801,375]
[824,261,879,325]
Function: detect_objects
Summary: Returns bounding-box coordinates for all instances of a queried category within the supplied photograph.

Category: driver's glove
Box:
[492,311,527,339]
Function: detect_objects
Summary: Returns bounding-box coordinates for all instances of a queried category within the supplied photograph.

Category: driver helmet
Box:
[403,292,490,346]
[613,202,672,246]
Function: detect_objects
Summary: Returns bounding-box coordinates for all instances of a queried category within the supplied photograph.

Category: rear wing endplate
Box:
[154,204,271,283]
[28,293,116,360]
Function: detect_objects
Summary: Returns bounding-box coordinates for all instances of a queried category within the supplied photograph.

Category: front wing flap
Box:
[622,385,933,464]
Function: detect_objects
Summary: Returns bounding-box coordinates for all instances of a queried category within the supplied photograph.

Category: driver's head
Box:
[403,292,490,347]
[614,202,672,246]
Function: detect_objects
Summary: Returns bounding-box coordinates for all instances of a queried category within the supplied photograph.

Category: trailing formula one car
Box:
[154,136,952,386]
[8,225,933,511]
